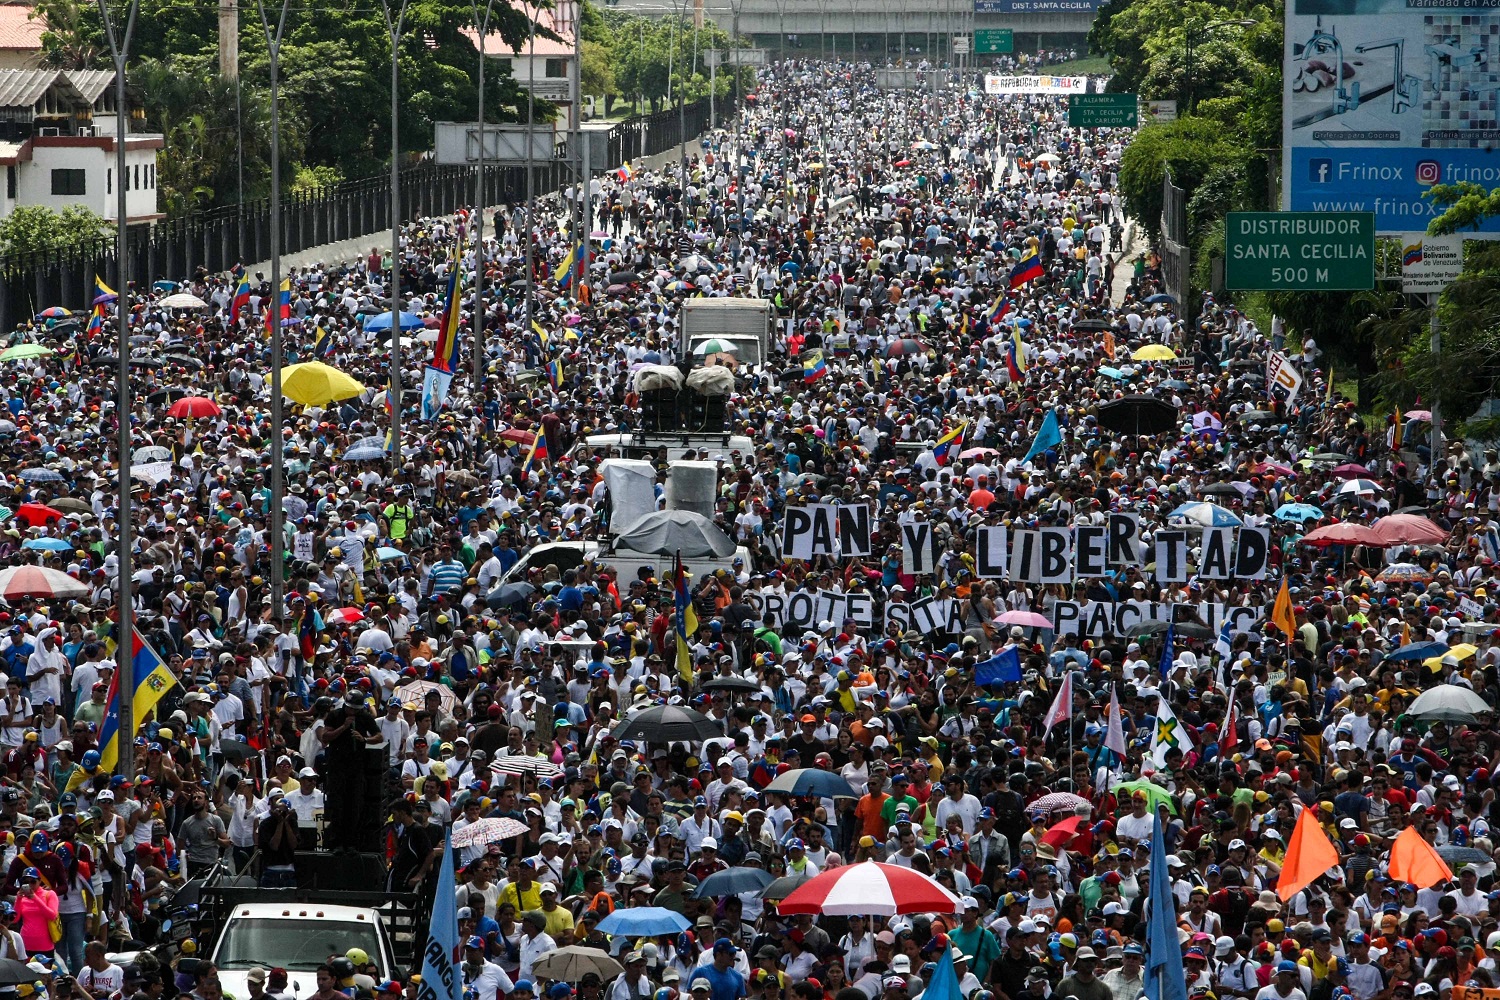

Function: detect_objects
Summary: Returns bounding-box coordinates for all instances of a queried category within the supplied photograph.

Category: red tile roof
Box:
[0,6,44,53]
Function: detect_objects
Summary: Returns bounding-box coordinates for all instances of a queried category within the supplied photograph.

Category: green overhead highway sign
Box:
[974,29,1013,53]
[1225,212,1375,291]
[1067,94,1138,128]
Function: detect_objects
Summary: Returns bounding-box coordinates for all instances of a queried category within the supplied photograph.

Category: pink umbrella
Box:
[1371,513,1449,546]
[1254,462,1294,476]
[1301,522,1382,547]
[958,447,998,460]
[1405,410,1432,422]
[1332,463,1373,479]
[996,610,1053,629]
[777,861,960,916]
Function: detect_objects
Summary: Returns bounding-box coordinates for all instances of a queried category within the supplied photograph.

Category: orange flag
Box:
[1388,826,1454,889]
[1277,806,1341,900]
[1102,331,1116,359]
[1271,576,1297,643]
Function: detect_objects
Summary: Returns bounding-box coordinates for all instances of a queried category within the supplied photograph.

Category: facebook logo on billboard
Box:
[1309,158,1332,183]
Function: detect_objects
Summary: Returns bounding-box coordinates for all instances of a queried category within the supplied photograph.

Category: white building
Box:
[463,1,580,127]
[0,68,163,224]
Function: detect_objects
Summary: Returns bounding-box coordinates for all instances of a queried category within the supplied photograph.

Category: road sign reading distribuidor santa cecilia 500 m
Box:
[1225,211,1375,291]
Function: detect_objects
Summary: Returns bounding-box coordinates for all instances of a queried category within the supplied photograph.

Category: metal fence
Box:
[0,94,726,331]
[1160,169,1190,321]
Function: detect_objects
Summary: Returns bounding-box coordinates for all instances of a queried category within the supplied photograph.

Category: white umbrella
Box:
[158,292,208,309]
[129,462,175,484]
[1408,684,1493,723]
[1035,152,1062,164]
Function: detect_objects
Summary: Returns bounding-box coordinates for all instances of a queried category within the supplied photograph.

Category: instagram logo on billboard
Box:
[1416,160,1441,185]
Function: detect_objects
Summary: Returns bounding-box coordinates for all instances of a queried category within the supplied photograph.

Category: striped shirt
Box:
[427,559,467,597]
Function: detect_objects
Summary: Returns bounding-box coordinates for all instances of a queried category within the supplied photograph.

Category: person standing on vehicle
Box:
[320,687,380,852]
[178,789,231,878]
[388,798,435,893]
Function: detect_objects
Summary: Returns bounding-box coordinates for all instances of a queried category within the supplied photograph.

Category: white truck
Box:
[212,902,397,998]
[680,298,773,367]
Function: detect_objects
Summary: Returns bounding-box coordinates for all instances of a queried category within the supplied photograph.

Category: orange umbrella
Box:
[1388,826,1453,889]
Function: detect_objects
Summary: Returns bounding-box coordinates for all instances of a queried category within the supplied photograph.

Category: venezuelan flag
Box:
[86,302,106,340]
[1011,327,1028,374]
[554,242,584,289]
[931,422,965,467]
[93,275,117,305]
[545,359,564,391]
[1009,252,1043,289]
[298,605,324,659]
[986,295,1013,329]
[1006,339,1024,383]
[97,633,179,773]
[313,323,336,358]
[674,552,698,683]
[232,275,252,318]
[521,432,549,481]
[265,278,290,335]
[431,269,462,372]
[616,162,634,183]
[802,349,827,382]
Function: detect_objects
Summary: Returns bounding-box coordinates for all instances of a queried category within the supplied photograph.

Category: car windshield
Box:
[215,919,379,970]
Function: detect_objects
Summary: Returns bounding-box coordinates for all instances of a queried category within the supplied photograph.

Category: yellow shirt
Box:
[500,881,542,913]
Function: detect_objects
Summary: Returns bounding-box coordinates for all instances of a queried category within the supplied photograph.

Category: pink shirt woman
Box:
[14,867,58,955]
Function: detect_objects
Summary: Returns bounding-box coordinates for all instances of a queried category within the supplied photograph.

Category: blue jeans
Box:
[60,912,86,975]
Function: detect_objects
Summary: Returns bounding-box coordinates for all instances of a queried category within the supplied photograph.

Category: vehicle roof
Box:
[225,903,383,921]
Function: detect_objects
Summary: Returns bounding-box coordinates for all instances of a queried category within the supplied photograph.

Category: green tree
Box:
[0,205,109,255]
[1117,117,1249,240]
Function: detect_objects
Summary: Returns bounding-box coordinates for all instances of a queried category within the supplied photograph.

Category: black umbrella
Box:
[87,356,161,370]
[0,958,35,985]
[220,739,253,765]
[147,387,188,405]
[614,705,722,743]
[1135,620,1216,641]
[608,271,641,284]
[760,873,812,899]
[486,581,537,609]
[1308,452,1352,464]
[1239,410,1276,422]
[1394,505,1433,515]
[701,676,761,694]
[1198,484,1242,499]
[1072,318,1111,332]
[1095,395,1178,436]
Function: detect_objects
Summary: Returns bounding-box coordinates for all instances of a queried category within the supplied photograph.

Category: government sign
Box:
[1068,93,1137,128]
[974,29,1013,53]
[1225,211,1375,291]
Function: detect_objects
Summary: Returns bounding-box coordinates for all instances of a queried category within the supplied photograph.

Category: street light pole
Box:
[258,0,292,623]
[524,12,535,335]
[98,0,138,780]
[471,0,497,389]
[382,0,413,458]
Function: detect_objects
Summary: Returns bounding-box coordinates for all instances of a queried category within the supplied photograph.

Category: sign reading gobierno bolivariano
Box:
[1225,211,1375,291]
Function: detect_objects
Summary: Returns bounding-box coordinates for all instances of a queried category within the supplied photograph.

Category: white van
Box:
[212,902,396,998]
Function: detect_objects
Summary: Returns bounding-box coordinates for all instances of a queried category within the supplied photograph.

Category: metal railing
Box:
[0,94,727,330]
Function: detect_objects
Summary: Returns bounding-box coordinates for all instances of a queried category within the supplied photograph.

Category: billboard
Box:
[1283,0,1500,235]
[975,0,1102,11]
[984,75,1091,94]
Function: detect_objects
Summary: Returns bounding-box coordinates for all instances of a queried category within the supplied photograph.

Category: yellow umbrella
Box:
[1424,643,1480,671]
[279,362,366,406]
[1132,345,1178,362]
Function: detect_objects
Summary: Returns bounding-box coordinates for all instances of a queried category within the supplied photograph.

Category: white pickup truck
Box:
[212,902,396,998]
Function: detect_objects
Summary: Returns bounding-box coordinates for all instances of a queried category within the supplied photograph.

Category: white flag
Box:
[1149,693,1195,767]
[1266,350,1304,407]
[1104,686,1128,758]
[1042,671,1074,737]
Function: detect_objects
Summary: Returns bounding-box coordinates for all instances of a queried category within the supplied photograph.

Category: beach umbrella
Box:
[0,566,88,600]
[777,862,961,916]
[763,768,858,799]
[168,396,221,419]
[280,362,365,406]
[1131,345,1177,361]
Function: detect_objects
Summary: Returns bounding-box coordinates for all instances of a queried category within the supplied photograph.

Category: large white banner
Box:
[985,75,1089,95]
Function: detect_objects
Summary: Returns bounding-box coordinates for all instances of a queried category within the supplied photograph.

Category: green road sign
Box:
[1225,212,1376,291]
[1067,93,1138,128]
[974,29,1013,53]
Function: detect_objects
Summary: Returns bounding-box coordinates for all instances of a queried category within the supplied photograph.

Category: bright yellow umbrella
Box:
[1132,345,1178,362]
[1424,643,1480,671]
[279,362,365,406]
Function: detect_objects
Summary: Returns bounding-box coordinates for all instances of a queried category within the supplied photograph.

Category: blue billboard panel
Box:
[975,0,1102,11]
[1288,146,1500,234]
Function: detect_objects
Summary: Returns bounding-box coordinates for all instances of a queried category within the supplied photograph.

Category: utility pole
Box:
[258,0,292,623]
[523,12,535,335]
[382,0,413,458]
[98,0,138,780]
[1431,293,1443,462]
[471,0,496,389]
[568,0,586,290]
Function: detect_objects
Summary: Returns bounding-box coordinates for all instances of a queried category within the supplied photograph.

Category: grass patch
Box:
[1043,55,1112,75]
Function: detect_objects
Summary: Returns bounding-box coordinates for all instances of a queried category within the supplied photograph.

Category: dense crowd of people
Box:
[0,51,1491,1000]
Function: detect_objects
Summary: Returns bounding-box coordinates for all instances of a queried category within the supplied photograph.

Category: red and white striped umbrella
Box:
[776,861,961,916]
[0,565,87,601]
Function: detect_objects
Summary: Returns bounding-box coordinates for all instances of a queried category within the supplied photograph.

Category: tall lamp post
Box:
[471,0,497,389]
[1184,18,1253,114]
[381,0,414,456]
[258,0,292,622]
[98,0,138,780]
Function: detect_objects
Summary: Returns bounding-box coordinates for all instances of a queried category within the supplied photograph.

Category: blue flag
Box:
[414,827,460,1000]
[975,647,1023,686]
[1158,624,1174,681]
[924,947,964,1000]
[1144,812,1188,1000]
[1021,408,1061,464]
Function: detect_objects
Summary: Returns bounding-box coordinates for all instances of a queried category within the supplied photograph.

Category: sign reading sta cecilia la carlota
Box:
[1067,94,1137,128]
[1225,212,1375,291]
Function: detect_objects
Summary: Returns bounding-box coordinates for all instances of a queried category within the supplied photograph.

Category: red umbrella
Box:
[168,396,222,419]
[1331,463,1373,479]
[777,861,961,916]
[1301,522,1382,547]
[14,503,62,528]
[324,607,365,625]
[1041,815,1086,849]
[1371,514,1450,546]
[0,565,87,600]
[498,428,536,447]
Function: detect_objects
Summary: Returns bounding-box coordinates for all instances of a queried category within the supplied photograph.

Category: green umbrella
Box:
[0,345,52,361]
[1115,779,1177,814]
[693,338,739,355]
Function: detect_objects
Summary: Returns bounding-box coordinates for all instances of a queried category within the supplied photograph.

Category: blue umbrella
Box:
[1098,366,1124,379]
[343,446,387,462]
[361,310,425,332]
[1385,641,1449,662]
[17,468,64,483]
[763,767,858,799]
[1168,501,1242,527]
[1144,293,1177,304]
[1274,503,1324,522]
[22,538,72,552]
[595,907,691,937]
[693,867,774,899]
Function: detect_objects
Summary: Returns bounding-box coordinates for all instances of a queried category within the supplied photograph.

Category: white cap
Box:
[701,836,718,850]
[1018,920,1039,934]
[1215,936,1235,956]
[1228,839,1247,851]
[960,896,979,910]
